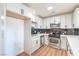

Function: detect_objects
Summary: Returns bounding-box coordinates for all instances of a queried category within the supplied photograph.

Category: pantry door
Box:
[4,16,24,56]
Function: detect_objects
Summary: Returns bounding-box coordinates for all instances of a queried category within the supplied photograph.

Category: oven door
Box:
[49,37,61,49]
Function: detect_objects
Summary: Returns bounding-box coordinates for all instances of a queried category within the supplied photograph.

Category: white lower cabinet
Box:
[60,36,67,50]
[31,37,40,53]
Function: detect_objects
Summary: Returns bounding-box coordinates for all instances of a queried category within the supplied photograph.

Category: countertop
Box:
[61,35,79,56]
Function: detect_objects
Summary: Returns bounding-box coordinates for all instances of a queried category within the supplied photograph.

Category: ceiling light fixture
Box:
[47,6,53,10]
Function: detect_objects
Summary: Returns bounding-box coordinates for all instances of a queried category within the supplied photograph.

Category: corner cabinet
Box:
[73,8,79,28]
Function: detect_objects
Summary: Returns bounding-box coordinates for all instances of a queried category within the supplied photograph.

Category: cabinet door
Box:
[65,14,72,29]
[31,38,40,53]
[60,15,66,29]
[61,37,67,50]
[73,8,79,28]
[6,3,31,17]
[32,40,37,53]
[47,19,50,28]
[43,19,47,28]
[7,3,22,15]
[50,17,54,24]
[36,17,42,28]
[54,16,60,24]
[44,17,55,29]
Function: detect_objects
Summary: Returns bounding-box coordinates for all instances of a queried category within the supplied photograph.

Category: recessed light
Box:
[47,6,53,10]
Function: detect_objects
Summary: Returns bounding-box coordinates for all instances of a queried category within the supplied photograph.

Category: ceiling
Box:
[24,3,79,18]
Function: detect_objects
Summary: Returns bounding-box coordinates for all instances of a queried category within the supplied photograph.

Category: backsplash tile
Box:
[31,28,79,35]
[74,28,79,35]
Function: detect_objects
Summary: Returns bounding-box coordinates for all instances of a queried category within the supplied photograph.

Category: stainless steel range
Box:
[48,31,61,49]
[48,37,61,49]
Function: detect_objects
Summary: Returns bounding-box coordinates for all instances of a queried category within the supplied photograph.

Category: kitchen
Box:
[0,3,79,56]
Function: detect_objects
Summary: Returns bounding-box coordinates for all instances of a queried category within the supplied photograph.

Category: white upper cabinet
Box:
[73,8,79,28]
[60,14,72,29]
[65,14,73,29]
[60,15,66,29]
[54,16,60,24]
[43,17,55,29]
[43,19,47,29]
[35,17,43,28]
[43,13,72,29]
[46,18,51,28]
[31,16,43,28]
[6,3,33,18]
[7,3,25,15]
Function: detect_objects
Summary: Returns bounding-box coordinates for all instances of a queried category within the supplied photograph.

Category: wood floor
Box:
[32,45,68,56]
[18,45,68,56]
